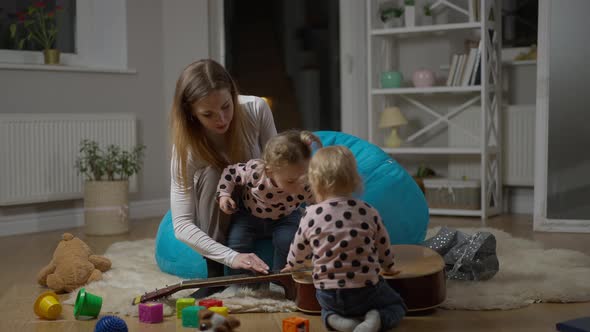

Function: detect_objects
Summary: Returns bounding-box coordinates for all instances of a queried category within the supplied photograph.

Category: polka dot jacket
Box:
[217,159,313,220]
[286,197,395,290]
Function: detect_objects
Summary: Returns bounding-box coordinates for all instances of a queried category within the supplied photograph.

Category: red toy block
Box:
[282,317,309,332]
[198,299,223,308]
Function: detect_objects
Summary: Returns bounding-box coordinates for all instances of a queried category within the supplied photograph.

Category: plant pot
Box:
[84,180,129,235]
[404,6,415,27]
[384,17,404,28]
[413,176,426,194]
[43,49,60,65]
[433,9,449,25]
[421,15,433,26]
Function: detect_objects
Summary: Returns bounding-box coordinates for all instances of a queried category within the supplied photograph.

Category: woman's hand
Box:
[232,253,269,274]
[219,196,237,215]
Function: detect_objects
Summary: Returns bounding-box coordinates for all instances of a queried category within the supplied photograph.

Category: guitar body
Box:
[383,245,446,312]
[291,272,321,314]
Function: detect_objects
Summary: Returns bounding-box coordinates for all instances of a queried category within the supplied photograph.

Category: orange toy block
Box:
[282,317,309,332]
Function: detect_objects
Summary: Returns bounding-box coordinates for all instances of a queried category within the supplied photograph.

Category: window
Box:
[0,0,76,53]
[0,0,129,71]
[502,0,538,48]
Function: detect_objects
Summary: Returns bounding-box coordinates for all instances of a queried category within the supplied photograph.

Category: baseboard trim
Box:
[0,198,169,237]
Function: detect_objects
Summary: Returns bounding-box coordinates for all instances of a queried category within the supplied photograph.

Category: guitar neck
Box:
[135,269,307,304]
[179,270,293,289]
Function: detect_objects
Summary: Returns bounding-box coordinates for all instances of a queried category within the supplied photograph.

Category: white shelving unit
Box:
[366,0,502,220]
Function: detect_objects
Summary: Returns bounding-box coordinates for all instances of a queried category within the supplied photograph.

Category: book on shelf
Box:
[461,48,477,86]
[447,54,459,86]
[469,0,480,22]
[445,39,482,87]
[453,54,465,86]
[469,40,483,85]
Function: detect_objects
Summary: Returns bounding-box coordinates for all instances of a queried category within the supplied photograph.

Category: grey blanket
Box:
[423,227,499,281]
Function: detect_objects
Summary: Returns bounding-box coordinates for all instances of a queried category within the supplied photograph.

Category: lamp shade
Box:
[379,107,408,128]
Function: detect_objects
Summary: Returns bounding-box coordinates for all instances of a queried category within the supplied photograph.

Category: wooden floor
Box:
[1,214,589,331]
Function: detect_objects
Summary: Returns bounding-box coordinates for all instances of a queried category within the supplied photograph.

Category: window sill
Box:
[0,63,137,74]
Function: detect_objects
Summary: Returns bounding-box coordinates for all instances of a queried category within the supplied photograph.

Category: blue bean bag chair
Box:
[155,211,274,279]
[155,131,429,278]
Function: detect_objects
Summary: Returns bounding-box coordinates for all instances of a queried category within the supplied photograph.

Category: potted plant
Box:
[9,1,64,64]
[75,139,146,235]
[380,6,404,28]
[422,3,433,25]
[413,165,436,194]
[404,0,416,27]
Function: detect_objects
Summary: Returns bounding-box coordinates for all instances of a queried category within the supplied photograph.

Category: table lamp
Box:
[379,106,407,148]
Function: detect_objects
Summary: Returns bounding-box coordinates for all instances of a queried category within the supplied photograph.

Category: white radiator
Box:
[0,114,137,206]
[448,105,535,186]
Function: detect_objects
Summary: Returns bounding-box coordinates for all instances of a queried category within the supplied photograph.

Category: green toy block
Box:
[182,305,206,328]
[175,298,196,318]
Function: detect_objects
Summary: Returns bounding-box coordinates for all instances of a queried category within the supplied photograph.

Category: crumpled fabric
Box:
[423,226,499,281]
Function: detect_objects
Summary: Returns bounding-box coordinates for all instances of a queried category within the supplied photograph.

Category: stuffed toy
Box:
[37,233,112,293]
[198,309,240,332]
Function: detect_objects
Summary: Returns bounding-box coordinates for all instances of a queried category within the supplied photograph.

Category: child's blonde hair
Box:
[263,130,322,169]
[308,146,362,198]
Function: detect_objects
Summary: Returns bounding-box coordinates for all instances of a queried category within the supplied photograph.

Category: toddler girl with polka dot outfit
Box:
[216,130,321,273]
[283,146,406,332]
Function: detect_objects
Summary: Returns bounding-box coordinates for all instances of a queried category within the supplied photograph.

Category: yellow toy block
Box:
[208,306,229,317]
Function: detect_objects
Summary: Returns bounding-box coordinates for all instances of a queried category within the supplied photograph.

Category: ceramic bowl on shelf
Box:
[412,68,435,88]
[381,71,403,88]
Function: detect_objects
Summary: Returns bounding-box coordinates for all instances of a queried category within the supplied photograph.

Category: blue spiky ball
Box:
[94,315,128,332]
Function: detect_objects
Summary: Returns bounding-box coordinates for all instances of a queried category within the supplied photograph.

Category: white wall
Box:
[0,0,212,232]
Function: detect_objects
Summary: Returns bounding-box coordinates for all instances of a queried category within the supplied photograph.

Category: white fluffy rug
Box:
[64,228,590,315]
[429,227,590,310]
[63,239,296,316]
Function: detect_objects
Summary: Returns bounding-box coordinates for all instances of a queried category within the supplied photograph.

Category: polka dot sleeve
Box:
[217,162,248,199]
[373,213,395,271]
[285,208,312,269]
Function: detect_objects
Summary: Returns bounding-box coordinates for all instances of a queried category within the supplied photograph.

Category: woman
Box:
[170,59,276,280]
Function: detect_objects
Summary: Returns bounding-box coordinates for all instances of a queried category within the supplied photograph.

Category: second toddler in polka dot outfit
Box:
[283,146,406,332]
[217,130,321,274]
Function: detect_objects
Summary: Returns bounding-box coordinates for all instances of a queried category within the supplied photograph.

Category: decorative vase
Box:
[433,9,449,25]
[84,180,129,235]
[43,49,60,65]
[421,15,433,25]
[384,17,404,28]
[404,6,415,27]
[412,69,435,88]
[381,71,403,88]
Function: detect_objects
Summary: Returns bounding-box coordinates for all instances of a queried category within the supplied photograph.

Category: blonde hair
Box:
[170,59,248,189]
[262,130,322,169]
[308,146,362,198]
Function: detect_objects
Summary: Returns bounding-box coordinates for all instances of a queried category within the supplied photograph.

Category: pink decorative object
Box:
[199,299,223,308]
[412,68,435,88]
[139,302,163,324]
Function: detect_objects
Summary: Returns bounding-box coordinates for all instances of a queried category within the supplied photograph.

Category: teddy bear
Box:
[37,233,112,293]
[197,309,241,332]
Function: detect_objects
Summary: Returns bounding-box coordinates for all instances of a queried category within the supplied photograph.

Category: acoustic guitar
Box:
[134,245,445,314]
